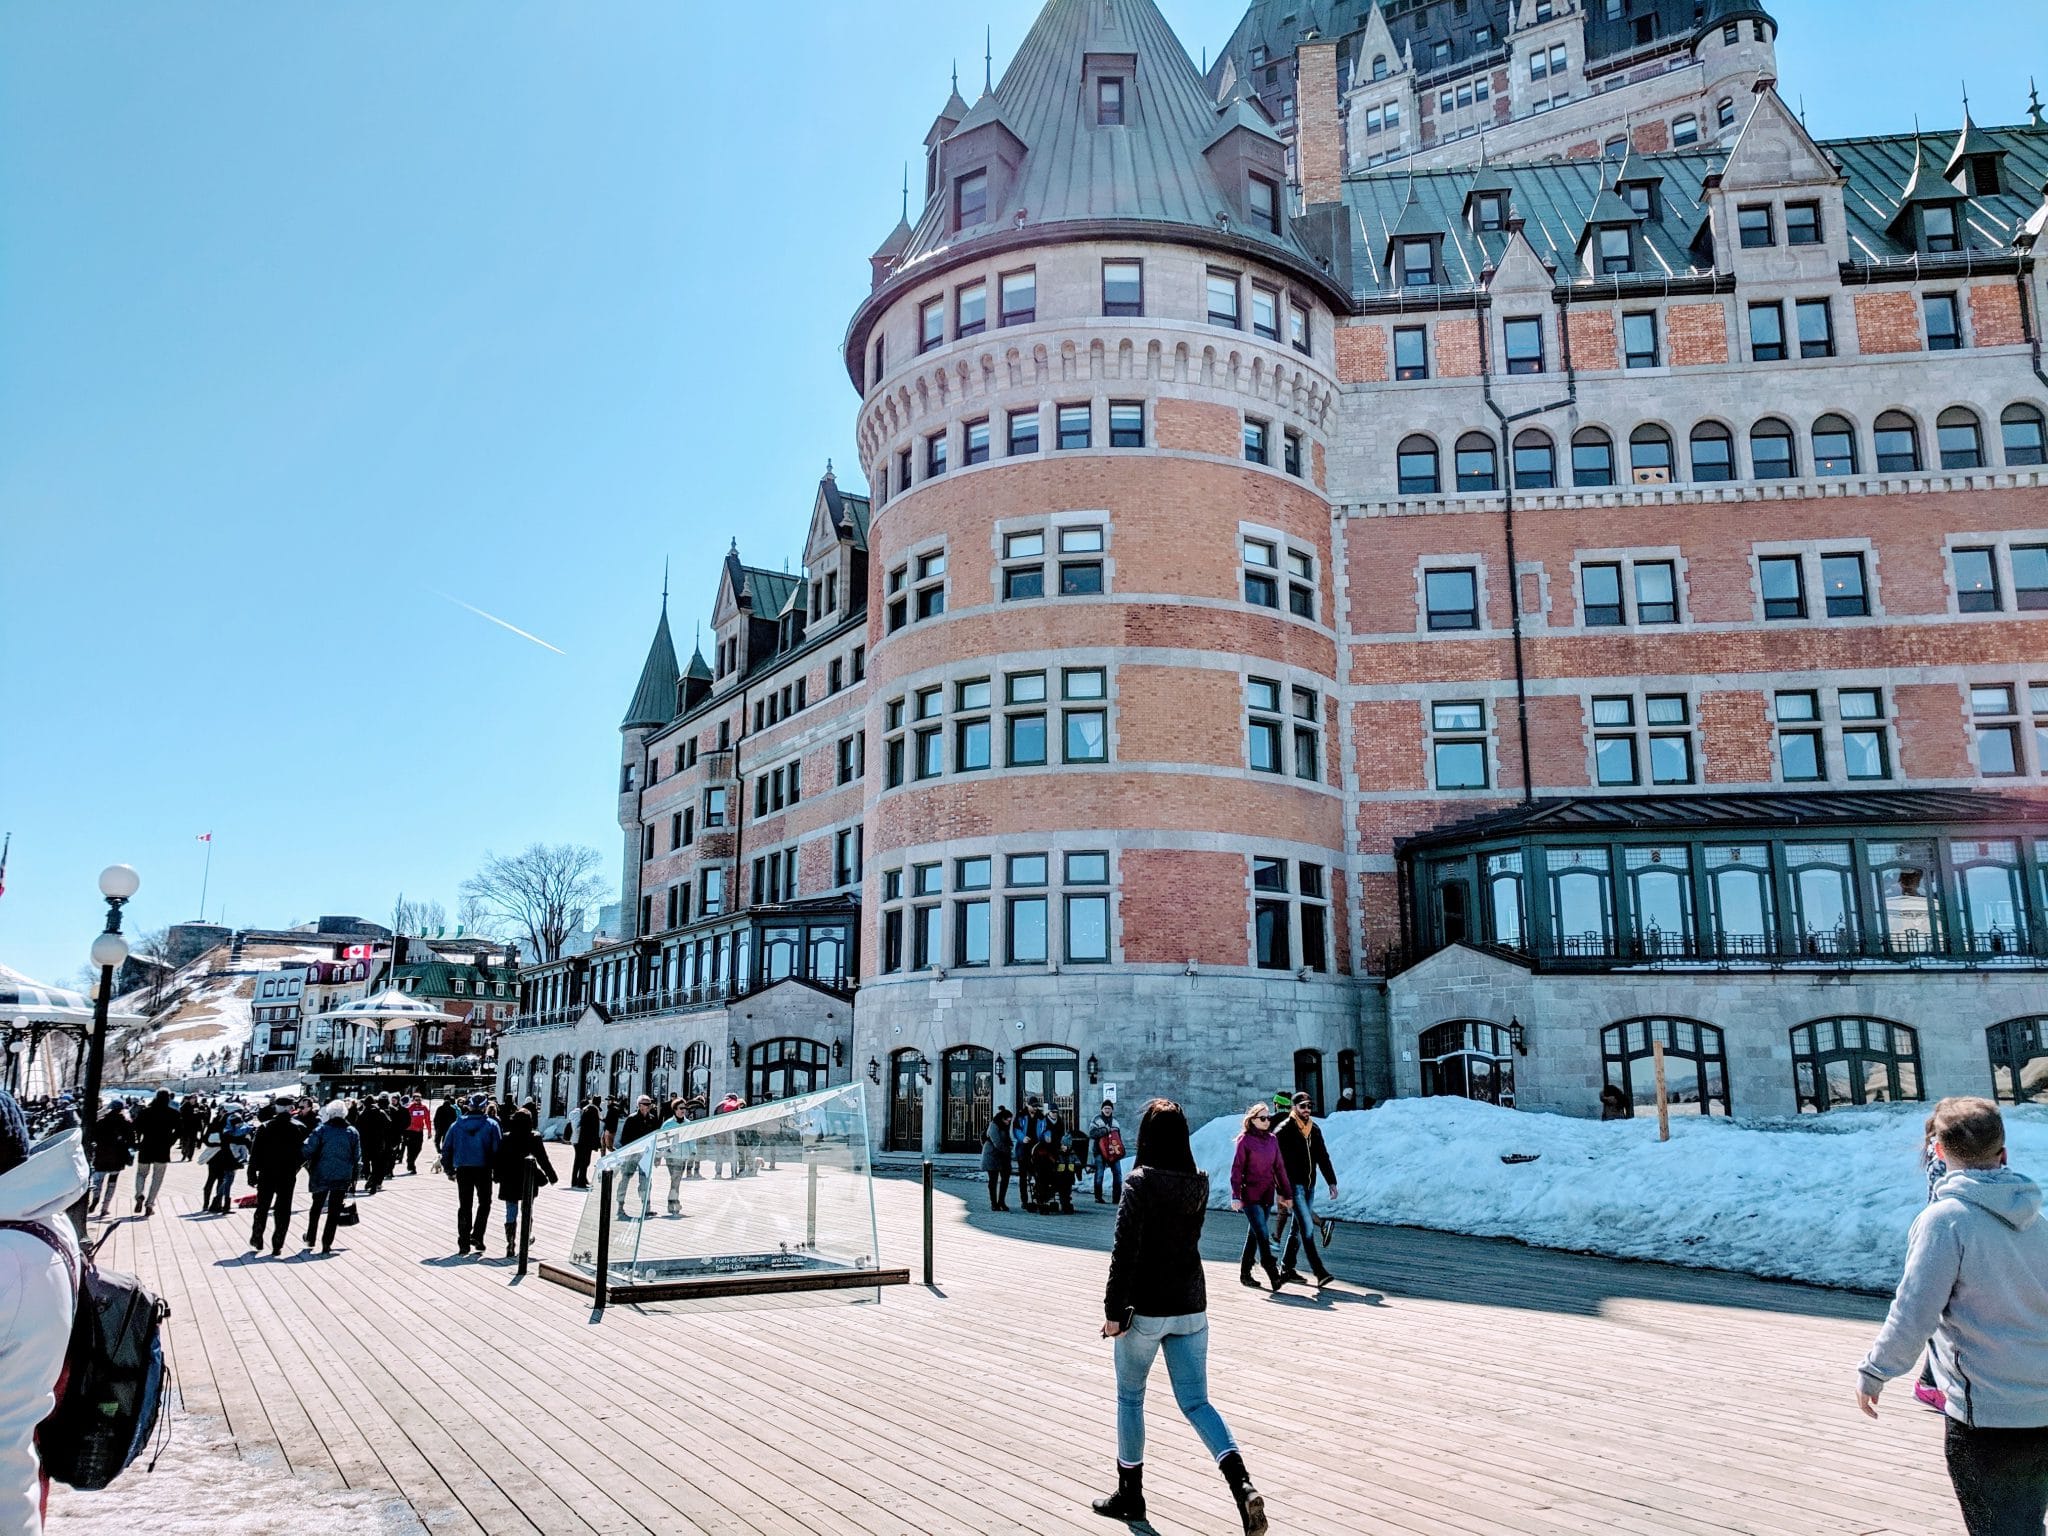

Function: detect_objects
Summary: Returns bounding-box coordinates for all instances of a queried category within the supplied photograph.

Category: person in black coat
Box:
[177,1095,207,1160]
[1273,1093,1340,1287]
[1095,1099,1267,1535]
[432,1096,459,1171]
[355,1099,391,1194]
[131,1089,179,1216]
[572,1097,601,1188]
[491,1108,558,1259]
[89,1101,136,1216]
[247,1101,312,1255]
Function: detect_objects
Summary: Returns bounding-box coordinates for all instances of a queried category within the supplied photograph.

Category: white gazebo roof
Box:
[317,987,459,1032]
[0,962,144,1027]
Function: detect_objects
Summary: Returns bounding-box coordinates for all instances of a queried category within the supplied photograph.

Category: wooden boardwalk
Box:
[52,1156,1961,1535]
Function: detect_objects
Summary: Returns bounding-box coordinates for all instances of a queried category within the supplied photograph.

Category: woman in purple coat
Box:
[1229,1102,1293,1292]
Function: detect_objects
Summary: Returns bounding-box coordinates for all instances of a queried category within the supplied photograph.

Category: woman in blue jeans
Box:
[1096,1099,1267,1534]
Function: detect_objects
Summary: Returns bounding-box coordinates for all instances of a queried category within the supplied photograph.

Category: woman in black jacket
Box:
[492,1108,559,1259]
[1095,1100,1266,1534]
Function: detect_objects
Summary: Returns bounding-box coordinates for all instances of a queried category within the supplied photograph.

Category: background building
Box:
[507,0,2048,1142]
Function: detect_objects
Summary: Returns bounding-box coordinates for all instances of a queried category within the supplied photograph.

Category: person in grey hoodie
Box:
[1858,1096,2048,1536]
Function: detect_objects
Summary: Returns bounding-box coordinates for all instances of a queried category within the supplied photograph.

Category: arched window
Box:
[1788,841,1858,954]
[1512,428,1556,489]
[645,1045,678,1102]
[609,1048,638,1101]
[940,1046,995,1153]
[1397,434,1440,493]
[1015,1044,1080,1123]
[761,926,801,982]
[1418,1020,1516,1106]
[1812,413,1858,476]
[746,1037,829,1103]
[579,1050,604,1101]
[551,1053,573,1117]
[2002,403,2048,466]
[1628,424,1674,482]
[1873,410,1922,472]
[809,926,849,986]
[1372,53,1389,81]
[1704,845,1773,956]
[1672,114,1699,147]
[1293,1048,1326,1113]
[1938,406,1986,469]
[682,1042,712,1106]
[1716,96,1736,128]
[1546,846,1614,958]
[1792,1019,1922,1112]
[887,1048,926,1152]
[504,1060,525,1103]
[1868,840,1941,954]
[1689,421,1736,482]
[1750,417,1797,478]
[1954,839,2028,954]
[1337,1048,1360,1104]
[1571,428,1615,487]
[1987,1017,2048,1104]
[527,1054,546,1111]
[1454,432,1498,491]
[1602,1017,1730,1116]
[1626,845,1694,957]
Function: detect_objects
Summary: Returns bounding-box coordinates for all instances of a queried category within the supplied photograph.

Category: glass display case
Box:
[541,1081,905,1308]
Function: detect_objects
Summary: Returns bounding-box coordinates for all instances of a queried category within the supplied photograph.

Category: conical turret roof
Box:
[621,605,680,730]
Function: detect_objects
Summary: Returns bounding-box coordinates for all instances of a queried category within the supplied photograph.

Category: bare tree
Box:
[461,844,603,964]
[389,893,448,937]
[456,892,504,941]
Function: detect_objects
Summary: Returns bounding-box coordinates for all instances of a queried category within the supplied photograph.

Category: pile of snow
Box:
[48,1413,423,1534]
[1189,1098,2048,1293]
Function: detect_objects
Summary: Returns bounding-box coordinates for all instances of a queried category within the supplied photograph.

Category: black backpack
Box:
[0,1220,171,1490]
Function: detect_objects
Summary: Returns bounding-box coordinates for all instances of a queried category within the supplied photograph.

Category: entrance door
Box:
[888,1051,926,1152]
[941,1048,994,1152]
[1016,1046,1080,1125]
[1293,1049,1325,1115]
[746,1037,828,1103]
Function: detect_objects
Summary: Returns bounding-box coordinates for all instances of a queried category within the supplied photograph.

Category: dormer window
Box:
[954,169,988,229]
[1248,174,1280,234]
[1097,77,1124,125]
[1623,182,1657,219]
[1398,238,1435,288]
[1596,226,1633,274]
[1250,45,1268,68]
[1371,53,1388,81]
[1953,154,2002,197]
[1920,204,1961,253]
[1472,192,1506,232]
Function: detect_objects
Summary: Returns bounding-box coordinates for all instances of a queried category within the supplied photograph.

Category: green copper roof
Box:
[621,605,680,730]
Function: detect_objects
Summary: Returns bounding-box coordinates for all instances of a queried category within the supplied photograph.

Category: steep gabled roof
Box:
[621,605,680,730]
[740,566,801,619]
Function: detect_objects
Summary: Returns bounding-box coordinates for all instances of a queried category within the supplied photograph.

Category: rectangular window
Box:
[1057,403,1091,450]
[1597,226,1632,275]
[1096,75,1124,126]
[1283,431,1304,478]
[1247,677,1282,773]
[1007,408,1039,456]
[1249,174,1280,234]
[1775,691,1822,782]
[1737,204,1774,248]
[1593,697,1640,786]
[1633,561,1678,624]
[999,267,1036,326]
[1925,293,1963,351]
[1291,686,1322,781]
[1749,302,1786,362]
[896,446,912,492]
[1785,201,1821,245]
[1796,298,1835,359]
[1243,417,1270,465]
[1003,530,1045,600]
[1503,317,1544,374]
[1820,552,1870,618]
[837,734,860,784]
[915,726,942,779]
[1399,239,1434,287]
[1646,694,1694,784]
[955,168,987,227]
[1065,892,1110,964]
[1760,554,1807,620]
[704,786,727,827]
[1432,700,1487,788]
[2014,546,2048,610]
[956,281,987,338]
[1289,301,1310,356]
[1251,283,1280,341]
[1108,401,1144,448]
[1243,537,1278,608]
[1840,689,1890,781]
[1059,525,1105,595]
[963,417,991,465]
[1393,326,1428,380]
[1207,269,1241,328]
[1954,547,2001,613]
[1921,204,1960,253]
[919,296,945,353]
[1622,311,1659,369]
[913,901,943,969]
[1581,562,1624,626]
[1425,567,1479,631]
[926,431,948,477]
[1102,259,1144,316]
[1006,892,1048,965]
[1972,686,2022,776]
[699,867,724,917]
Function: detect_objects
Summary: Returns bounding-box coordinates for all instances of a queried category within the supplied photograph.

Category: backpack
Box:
[0,1220,172,1490]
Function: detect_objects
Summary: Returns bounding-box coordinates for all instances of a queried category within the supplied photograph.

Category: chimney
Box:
[1296,38,1343,207]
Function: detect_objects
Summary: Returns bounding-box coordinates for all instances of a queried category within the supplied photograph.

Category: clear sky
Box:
[0,0,2037,985]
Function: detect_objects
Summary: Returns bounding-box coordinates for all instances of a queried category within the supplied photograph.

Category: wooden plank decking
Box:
[50,1156,1960,1535]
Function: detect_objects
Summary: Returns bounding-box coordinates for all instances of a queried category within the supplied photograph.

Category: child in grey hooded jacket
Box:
[1858,1096,2048,1536]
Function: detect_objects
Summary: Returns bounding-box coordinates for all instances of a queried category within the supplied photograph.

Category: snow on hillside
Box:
[1188,1097,2048,1293]
[122,940,332,1074]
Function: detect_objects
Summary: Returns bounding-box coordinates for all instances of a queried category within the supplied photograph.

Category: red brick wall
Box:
[1566,309,1618,372]
[1524,693,1588,791]
[1437,317,1483,378]
[1894,683,1973,779]
[1631,120,1671,153]
[1154,398,1240,456]
[1667,302,1728,366]
[1968,282,2026,348]
[1335,323,1388,384]
[1118,665,1244,769]
[1699,690,1772,783]
[1295,42,1343,206]
[1854,291,1922,355]
[1351,699,1428,792]
[1120,849,1246,965]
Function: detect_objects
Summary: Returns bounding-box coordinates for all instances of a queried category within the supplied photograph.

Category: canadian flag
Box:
[342,944,371,960]
[195,832,212,843]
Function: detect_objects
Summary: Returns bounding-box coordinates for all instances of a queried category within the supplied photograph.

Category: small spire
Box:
[661,556,669,610]
[901,162,910,220]
[729,537,738,552]
[951,59,959,94]
[824,458,835,480]
[2030,77,2045,130]
[984,25,993,94]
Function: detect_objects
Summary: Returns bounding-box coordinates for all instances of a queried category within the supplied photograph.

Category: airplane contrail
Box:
[435,592,567,655]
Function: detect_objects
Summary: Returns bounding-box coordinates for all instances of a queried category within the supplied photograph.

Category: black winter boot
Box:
[1239,1263,1262,1288]
[1218,1451,1267,1535]
[1091,1462,1145,1521]
[1263,1259,1287,1292]
[504,1223,517,1258]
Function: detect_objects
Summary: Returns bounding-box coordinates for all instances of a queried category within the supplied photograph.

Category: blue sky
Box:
[0,0,2036,984]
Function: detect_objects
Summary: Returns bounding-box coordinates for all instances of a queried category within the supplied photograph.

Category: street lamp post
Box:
[79,864,140,1160]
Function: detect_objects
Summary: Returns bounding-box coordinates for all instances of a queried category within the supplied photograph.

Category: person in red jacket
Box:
[404,1095,431,1176]
[1229,1102,1292,1292]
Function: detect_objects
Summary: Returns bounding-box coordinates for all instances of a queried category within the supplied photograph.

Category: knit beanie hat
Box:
[0,1090,31,1178]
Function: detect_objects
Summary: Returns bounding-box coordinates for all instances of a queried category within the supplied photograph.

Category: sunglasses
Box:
[1252,1115,1271,1124]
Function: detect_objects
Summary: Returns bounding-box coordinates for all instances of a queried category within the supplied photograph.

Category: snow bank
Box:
[1189,1098,2048,1292]
[47,1413,422,1534]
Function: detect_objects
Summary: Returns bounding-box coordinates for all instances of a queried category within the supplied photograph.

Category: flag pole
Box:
[198,836,213,920]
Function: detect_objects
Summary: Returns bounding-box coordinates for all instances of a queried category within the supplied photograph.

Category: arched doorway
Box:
[682,1042,712,1107]
[550,1054,573,1117]
[1293,1049,1325,1114]
[1016,1045,1079,1125]
[1792,1018,1921,1112]
[888,1049,927,1152]
[1987,1017,2048,1104]
[526,1055,546,1109]
[746,1037,828,1103]
[578,1050,604,1102]
[1602,1017,1729,1116]
[1418,1020,1515,1106]
[504,1060,524,1103]
[941,1046,995,1153]
[646,1045,678,1103]
[609,1048,638,1102]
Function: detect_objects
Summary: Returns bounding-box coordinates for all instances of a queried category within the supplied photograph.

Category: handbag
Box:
[1098,1128,1125,1162]
[334,1202,360,1227]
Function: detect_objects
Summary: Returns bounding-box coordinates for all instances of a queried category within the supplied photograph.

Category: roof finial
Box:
[901,162,910,220]
[951,59,959,95]
[1961,79,1970,115]
[985,25,993,94]
[730,537,738,553]
[661,556,669,611]
[2029,77,2045,131]
[824,458,835,479]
